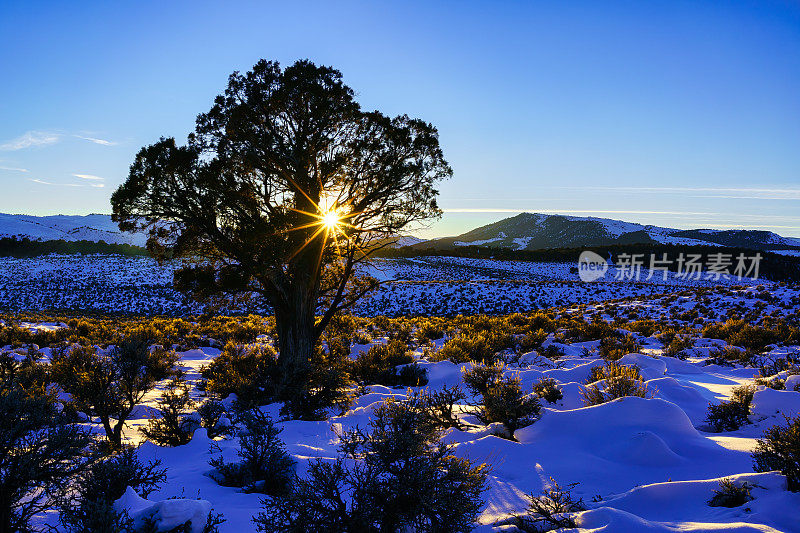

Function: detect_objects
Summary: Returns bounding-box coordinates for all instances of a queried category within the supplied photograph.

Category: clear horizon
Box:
[1,1,798,238]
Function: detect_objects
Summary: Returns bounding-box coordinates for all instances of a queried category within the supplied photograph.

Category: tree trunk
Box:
[274,285,317,400]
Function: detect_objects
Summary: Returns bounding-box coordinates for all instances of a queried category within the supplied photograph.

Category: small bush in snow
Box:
[511,477,585,532]
[141,377,197,447]
[418,384,467,429]
[538,344,565,361]
[752,414,800,491]
[51,331,177,448]
[254,396,487,532]
[754,376,785,390]
[60,446,167,533]
[139,506,225,533]
[582,362,651,406]
[660,333,695,359]
[462,361,504,396]
[585,361,642,384]
[705,385,755,432]
[475,375,541,440]
[0,380,91,533]
[532,377,562,404]
[434,331,513,364]
[350,339,425,387]
[278,342,354,420]
[707,478,754,507]
[706,345,754,367]
[598,333,640,361]
[562,318,619,343]
[200,341,279,408]
[209,409,295,494]
[198,399,233,439]
[415,318,446,343]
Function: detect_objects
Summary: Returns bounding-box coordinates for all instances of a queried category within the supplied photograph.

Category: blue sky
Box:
[1,0,798,238]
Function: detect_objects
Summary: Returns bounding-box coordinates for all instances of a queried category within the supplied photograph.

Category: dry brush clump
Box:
[462,364,540,440]
[752,414,800,491]
[702,318,798,353]
[510,477,586,532]
[254,395,488,532]
[59,446,167,532]
[200,341,280,408]
[209,409,296,495]
[350,339,428,387]
[581,361,651,406]
[707,478,754,508]
[705,385,755,432]
[0,357,92,533]
[50,331,178,448]
[532,377,563,404]
[141,376,197,447]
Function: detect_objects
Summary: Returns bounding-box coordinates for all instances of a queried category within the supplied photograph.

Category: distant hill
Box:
[416,213,800,252]
[0,213,147,247]
[4,211,798,254]
[0,213,426,251]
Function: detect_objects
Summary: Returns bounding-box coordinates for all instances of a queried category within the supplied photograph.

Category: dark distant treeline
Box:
[0,237,148,257]
[376,243,800,282]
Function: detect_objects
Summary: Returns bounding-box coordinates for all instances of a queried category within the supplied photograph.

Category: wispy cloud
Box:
[72,173,104,181]
[0,131,61,151]
[561,186,800,201]
[74,135,117,146]
[29,178,104,188]
[442,208,718,216]
[0,165,29,172]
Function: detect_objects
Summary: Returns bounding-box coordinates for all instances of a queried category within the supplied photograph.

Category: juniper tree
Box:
[111,59,450,415]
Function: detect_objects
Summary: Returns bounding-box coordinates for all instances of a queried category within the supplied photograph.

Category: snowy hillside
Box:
[0,213,147,246]
[423,213,800,251]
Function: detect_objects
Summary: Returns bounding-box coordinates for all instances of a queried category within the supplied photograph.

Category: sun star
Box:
[322,210,340,229]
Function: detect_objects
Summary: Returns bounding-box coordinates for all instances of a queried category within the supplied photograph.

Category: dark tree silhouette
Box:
[111,59,450,408]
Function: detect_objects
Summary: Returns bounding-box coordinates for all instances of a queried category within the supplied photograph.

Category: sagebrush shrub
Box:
[416,319,446,343]
[661,333,695,359]
[51,333,177,448]
[209,409,295,494]
[198,399,233,438]
[200,341,279,408]
[752,414,800,491]
[60,446,167,533]
[582,362,650,406]
[279,342,354,420]
[512,478,585,532]
[532,377,562,403]
[475,375,541,440]
[462,361,504,396]
[707,478,754,507]
[418,384,467,429]
[705,385,755,432]
[0,381,91,533]
[141,377,197,446]
[598,333,640,361]
[350,340,415,385]
[254,396,487,532]
[585,361,641,384]
[434,331,513,364]
[706,345,754,367]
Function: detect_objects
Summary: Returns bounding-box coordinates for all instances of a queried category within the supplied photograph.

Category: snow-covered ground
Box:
[0,254,769,316]
[15,319,800,532]
[4,255,800,531]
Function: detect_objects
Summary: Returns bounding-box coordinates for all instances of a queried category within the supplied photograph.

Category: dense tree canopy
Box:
[112,59,451,413]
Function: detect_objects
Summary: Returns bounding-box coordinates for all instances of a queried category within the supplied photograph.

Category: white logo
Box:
[578,251,608,282]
